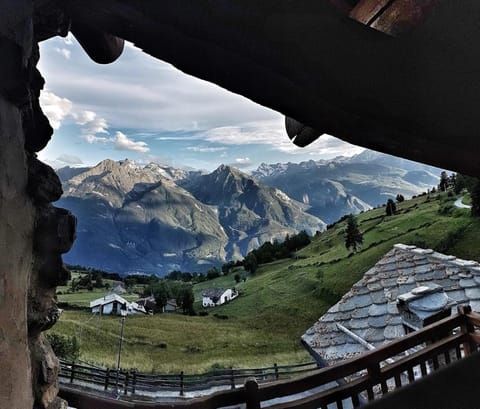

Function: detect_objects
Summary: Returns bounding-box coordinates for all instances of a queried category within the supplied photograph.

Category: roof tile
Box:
[465,288,480,300]
[368,315,387,328]
[349,318,369,330]
[384,325,404,340]
[459,278,477,288]
[387,302,399,314]
[371,290,386,304]
[369,303,388,317]
[351,306,370,319]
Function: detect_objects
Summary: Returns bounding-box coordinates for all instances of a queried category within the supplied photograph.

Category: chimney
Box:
[397,284,455,333]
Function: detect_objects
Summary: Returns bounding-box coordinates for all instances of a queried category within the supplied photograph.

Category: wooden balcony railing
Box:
[60,306,480,409]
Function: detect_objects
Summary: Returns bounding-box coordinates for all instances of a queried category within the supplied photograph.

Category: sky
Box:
[38,34,364,172]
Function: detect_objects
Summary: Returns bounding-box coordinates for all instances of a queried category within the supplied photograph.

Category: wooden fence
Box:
[59,359,319,396]
[60,306,480,409]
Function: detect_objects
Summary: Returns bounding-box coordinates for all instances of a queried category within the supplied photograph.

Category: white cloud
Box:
[54,47,71,59]
[74,110,97,125]
[83,134,109,144]
[186,146,227,153]
[235,157,252,165]
[156,136,197,141]
[113,132,150,153]
[231,157,253,169]
[202,122,363,157]
[75,110,109,134]
[39,91,73,130]
[56,154,84,165]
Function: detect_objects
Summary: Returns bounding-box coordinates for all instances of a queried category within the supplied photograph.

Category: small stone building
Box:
[202,288,237,307]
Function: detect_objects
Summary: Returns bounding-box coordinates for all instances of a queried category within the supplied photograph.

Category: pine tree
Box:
[243,253,258,274]
[471,179,480,217]
[439,171,449,192]
[386,199,396,216]
[344,214,363,253]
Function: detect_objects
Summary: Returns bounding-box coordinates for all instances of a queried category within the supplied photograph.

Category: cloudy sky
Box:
[38,34,364,172]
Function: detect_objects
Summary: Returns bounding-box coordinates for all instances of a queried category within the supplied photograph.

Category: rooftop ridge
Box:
[393,243,480,272]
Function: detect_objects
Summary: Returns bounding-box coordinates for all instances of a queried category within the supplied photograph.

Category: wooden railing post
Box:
[131,370,137,395]
[244,377,260,409]
[179,371,184,396]
[459,305,475,356]
[70,361,76,384]
[124,371,130,395]
[104,368,110,391]
[230,367,235,389]
[274,363,279,380]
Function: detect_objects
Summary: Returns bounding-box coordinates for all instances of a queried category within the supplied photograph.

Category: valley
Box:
[50,191,480,373]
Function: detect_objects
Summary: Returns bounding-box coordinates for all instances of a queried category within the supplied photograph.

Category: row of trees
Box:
[241,230,312,274]
[69,271,105,292]
[144,280,195,315]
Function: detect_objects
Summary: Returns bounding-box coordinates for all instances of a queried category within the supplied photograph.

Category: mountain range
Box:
[56,150,443,275]
[57,160,325,275]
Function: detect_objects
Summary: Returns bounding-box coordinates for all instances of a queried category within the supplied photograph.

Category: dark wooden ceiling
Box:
[54,0,480,175]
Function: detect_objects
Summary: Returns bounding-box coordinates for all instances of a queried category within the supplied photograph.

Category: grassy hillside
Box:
[49,192,480,373]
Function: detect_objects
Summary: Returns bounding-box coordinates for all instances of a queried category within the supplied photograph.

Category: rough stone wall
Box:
[0,3,76,408]
[0,93,35,409]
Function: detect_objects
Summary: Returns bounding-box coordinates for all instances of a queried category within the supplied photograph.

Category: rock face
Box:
[58,159,226,274]
[183,165,326,259]
[0,92,35,409]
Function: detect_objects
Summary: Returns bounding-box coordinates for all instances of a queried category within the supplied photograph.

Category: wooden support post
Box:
[124,371,129,395]
[179,371,184,396]
[274,363,279,380]
[104,369,110,391]
[367,362,381,400]
[230,367,235,389]
[459,305,475,355]
[244,377,260,409]
[70,362,76,384]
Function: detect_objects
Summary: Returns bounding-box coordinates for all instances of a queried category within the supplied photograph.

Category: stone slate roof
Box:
[202,288,227,299]
[302,244,480,364]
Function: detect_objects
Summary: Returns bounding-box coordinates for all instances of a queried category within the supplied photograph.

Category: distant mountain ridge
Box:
[57,160,325,275]
[251,151,443,223]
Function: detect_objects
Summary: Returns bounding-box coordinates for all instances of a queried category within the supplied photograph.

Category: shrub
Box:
[438,204,454,215]
[46,333,80,361]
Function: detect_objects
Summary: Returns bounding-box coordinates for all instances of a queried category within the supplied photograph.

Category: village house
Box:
[111,281,127,295]
[135,296,179,313]
[303,244,480,365]
[90,293,146,315]
[164,298,179,313]
[135,295,156,314]
[202,288,237,307]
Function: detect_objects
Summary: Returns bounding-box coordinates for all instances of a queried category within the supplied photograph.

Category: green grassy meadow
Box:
[50,192,480,373]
